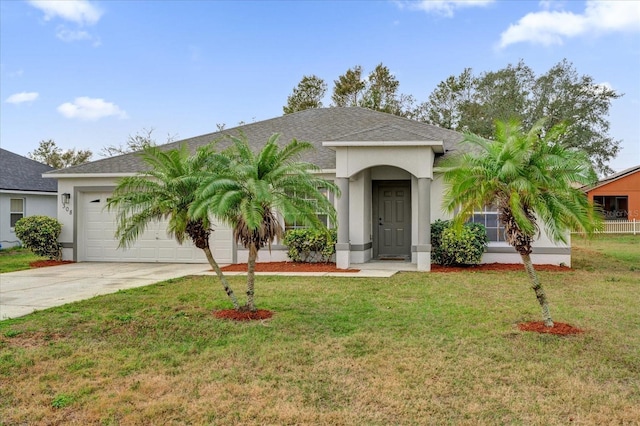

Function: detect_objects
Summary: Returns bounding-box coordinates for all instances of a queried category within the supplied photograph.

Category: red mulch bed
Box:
[431,263,570,273]
[29,260,74,268]
[220,262,359,273]
[214,309,274,321]
[518,321,584,335]
[221,262,568,273]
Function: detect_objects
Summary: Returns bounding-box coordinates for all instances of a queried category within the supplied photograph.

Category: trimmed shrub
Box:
[14,215,62,260]
[284,228,337,263]
[430,219,451,265]
[431,220,488,266]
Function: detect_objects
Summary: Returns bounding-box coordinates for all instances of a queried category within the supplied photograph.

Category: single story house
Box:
[0,148,58,249]
[584,165,640,222]
[44,107,571,270]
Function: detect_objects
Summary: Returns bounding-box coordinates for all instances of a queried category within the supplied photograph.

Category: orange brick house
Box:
[584,165,640,221]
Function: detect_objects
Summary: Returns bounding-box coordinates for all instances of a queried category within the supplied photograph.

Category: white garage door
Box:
[80,192,233,263]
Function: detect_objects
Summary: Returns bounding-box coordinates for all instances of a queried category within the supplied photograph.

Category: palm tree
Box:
[191,133,339,312]
[438,119,601,327]
[106,144,240,309]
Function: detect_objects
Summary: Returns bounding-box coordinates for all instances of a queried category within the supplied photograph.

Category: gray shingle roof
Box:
[0,148,57,192]
[48,107,464,175]
[328,124,451,142]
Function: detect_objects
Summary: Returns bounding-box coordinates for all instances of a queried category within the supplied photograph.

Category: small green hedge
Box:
[431,219,488,266]
[431,219,450,265]
[284,228,337,263]
[14,215,62,260]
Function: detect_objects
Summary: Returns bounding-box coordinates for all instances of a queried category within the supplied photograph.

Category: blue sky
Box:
[1,0,639,173]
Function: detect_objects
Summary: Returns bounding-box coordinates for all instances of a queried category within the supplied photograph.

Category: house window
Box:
[593,196,628,220]
[284,188,332,231]
[10,198,25,228]
[469,206,505,242]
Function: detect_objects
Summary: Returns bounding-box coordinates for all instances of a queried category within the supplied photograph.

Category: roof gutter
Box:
[43,172,137,179]
[323,140,445,154]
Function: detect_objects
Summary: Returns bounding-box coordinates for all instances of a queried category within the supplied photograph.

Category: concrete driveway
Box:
[0,262,212,320]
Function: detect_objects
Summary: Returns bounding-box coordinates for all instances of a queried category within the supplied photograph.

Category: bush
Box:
[13,215,62,260]
[430,219,451,265]
[431,220,488,266]
[284,228,337,263]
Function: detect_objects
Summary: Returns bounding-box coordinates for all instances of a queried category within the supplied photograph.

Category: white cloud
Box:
[28,0,103,26]
[56,27,91,42]
[55,26,102,46]
[538,0,566,11]
[399,0,494,17]
[499,1,640,48]
[6,92,39,104]
[57,97,128,121]
[587,1,640,32]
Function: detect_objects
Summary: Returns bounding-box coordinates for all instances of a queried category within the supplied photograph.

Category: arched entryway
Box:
[324,139,443,271]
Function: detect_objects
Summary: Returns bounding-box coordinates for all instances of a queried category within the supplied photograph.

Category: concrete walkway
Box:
[0,263,212,320]
[0,262,404,320]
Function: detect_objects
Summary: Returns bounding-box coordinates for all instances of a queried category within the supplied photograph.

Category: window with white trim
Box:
[10,198,25,229]
[284,187,332,231]
[469,205,505,242]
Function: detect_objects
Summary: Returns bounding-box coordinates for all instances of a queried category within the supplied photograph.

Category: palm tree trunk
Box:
[202,246,240,310]
[245,243,257,312]
[521,254,554,327]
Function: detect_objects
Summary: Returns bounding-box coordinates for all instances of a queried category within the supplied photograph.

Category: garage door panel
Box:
[85,247,104,259]
[139,248,157,260]
[176,248,203,261]
[213,248,232,260]
[80,192,232,264]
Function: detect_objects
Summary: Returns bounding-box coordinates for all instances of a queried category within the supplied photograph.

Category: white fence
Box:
[599,219,638,235]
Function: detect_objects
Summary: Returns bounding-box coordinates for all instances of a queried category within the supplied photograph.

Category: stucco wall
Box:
[55,177,120,260]
[54,167,572,266]
[430,174,449,221]
[334,145,435,179]
[0,192,57,249]
[429,174,571,265]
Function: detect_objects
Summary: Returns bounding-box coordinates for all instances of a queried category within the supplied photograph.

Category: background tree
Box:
[331,65,366,107]
[192,133,339,312]
[527,59,621,175]
[28,139,92,169]
[283,75,328,114]
[469,60,535,137]
[420,59,621,175]
[101,128,176,157]
[106,144,240,309]
[438,119,602,327]
[332,63,413,116]
[360,63,403,115]
[410,68,475,126]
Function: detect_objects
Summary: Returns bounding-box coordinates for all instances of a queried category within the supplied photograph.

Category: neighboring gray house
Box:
[45,107,570,270]
[0,148,58,249]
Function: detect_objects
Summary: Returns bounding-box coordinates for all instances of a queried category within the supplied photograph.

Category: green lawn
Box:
[0,247,47,273]
[573,233,640,271]
[1,235,639,424]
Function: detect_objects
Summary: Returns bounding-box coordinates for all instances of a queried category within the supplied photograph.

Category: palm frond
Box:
[194,133,338,251]
[442,119,602,247]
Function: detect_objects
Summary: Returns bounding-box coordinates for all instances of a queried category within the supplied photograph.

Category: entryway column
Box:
[417,177,432,271]
[336,177,350,269]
